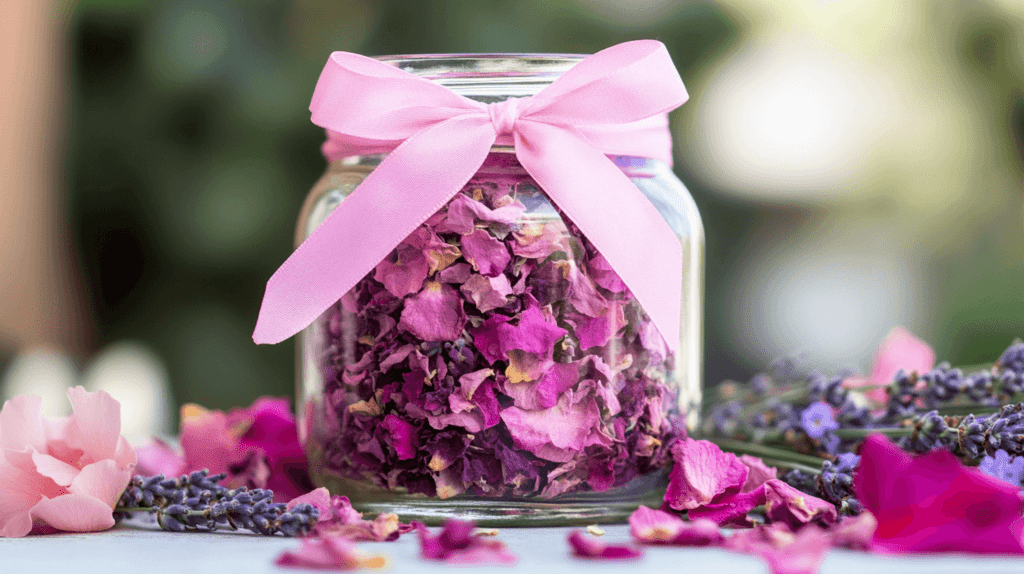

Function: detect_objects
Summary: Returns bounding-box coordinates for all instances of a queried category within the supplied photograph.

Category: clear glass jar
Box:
[295,54,704,525]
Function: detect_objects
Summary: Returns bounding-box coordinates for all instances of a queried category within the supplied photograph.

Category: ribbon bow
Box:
[254,40,689,352]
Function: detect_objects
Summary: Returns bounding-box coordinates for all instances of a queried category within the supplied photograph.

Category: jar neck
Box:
[373,54,585,102]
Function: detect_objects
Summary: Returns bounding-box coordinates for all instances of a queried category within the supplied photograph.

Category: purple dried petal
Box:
[566,263,608,317]
[381,414,419,460]
[588,252,627,293]
[437,262,472,284]
[763,479,837,530]
[461,229,511,277]
[374,243,430,298]
[502,363,579,410]
[461,273,513,312]
[398,281,468,342]
[436,193,525,235]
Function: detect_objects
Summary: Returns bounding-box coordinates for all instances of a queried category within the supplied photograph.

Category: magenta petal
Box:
[566,264,607,317]
[398,281,468,342]
[573,301,627,350]
[437,262,472,284]
[763,479,837,530]
[500,392,600,461]
[461,229,511,278]
[286,487,332,514]
[629,506,724,546]
[437,193,525,235]
[664,438,749,511]
[589,252,627,293]
[374,243,429,298]
[180,408,235,476]
[855,433,1024,554]
[689,484,767,527]
[739,454,778,493]
[418,520,518,564]
[568,530,643,560]
[381,414,419,460]
[461,273,513,312]
[830,512,877,550]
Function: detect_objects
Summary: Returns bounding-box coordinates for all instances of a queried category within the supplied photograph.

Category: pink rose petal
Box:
[568,530,643,560]
[65,387,125,466]
[461,229,511,277]
[29,493,116,533]
[398,281,468,342]
[500,392,601,462]
[688,484,767,527]
[276,535,387,570]
[763,479,837,530]
[134,438,186,478]
[0,395,46,454]
[461,273,513,312]
[830,511,877,550]
[664,438,749,511]
[629,506,724,546]
[869,327,935,387]
[573,301,627,350]
[30,451,79,487]
[374,243,429,298]
[381,414,419,460]
[725,523,832,574]
[418,520,517,564]
[0,460,51,538]
[739,454,778,493]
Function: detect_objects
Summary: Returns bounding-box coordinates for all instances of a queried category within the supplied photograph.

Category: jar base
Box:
[316,469,668,526]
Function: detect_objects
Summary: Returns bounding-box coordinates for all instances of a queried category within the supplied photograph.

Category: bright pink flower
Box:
[854,433,1024,554]
[142,398,312,503]
[763,479,837,530]
[725,523,832,574]
[418,519,517,564]
[664,438,748,511]
[567,530,643,560]
[628,506,724,546]
[275,535,387,570]
[0,387,137,537]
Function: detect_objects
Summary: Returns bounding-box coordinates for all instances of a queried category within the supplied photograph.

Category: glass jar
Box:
[295,54,704,525]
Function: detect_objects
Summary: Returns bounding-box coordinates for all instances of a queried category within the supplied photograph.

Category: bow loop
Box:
[255,40,689,353]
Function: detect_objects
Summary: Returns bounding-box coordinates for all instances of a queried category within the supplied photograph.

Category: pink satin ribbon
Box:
[253,40,689,352]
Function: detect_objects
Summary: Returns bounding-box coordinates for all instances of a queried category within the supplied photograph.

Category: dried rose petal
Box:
[461,273,513,312]
[739,455,778,493]
[687,484,767,528]
[763,479,837,530]
[461,229,511,277]
[418,520,517,564]
[380,414,419,460]
[725,523,831,574]
[374,243,429,298]
[500,391,601,462]
[397,281,468,342]
[664,438,748,511]
[629,506,723,546]
[276,535,387,570]
[829,512,877,551]
[567,530,643,560]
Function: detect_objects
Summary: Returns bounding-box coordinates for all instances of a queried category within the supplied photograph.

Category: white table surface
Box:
[5,523,1024,574]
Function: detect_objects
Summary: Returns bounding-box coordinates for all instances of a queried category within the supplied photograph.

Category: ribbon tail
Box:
[253,115,496,344]
[514,120,683,352]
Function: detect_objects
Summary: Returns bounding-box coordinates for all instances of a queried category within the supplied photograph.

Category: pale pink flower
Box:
[0,387,137,537]
[844,327,935,404]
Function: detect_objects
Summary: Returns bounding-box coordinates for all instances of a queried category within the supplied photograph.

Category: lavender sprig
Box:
[116,470,319,536]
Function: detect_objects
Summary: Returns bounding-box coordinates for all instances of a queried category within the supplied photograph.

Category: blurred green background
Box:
[16,0,1024,429]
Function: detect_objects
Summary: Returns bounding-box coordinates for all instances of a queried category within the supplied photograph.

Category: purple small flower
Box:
[979,449,1024,488]
[800,402,839,439]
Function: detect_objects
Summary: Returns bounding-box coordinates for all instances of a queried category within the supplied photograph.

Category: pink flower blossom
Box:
[567,530,643,560]
[0,387,137,537]
[275,535,388,570]
[138,397,312,502]
[854,433,1024,554]
[628,506,723,546]
[418,519,517,564]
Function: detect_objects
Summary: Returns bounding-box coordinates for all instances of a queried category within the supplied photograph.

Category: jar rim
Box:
[372,54,586,98]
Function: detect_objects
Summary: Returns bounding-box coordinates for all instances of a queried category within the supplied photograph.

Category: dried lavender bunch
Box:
[705,341,1024,461]
[116,469,319,536]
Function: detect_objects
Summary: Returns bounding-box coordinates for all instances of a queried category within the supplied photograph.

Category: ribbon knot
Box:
[486,98,521,136]
[255,40,690,353]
